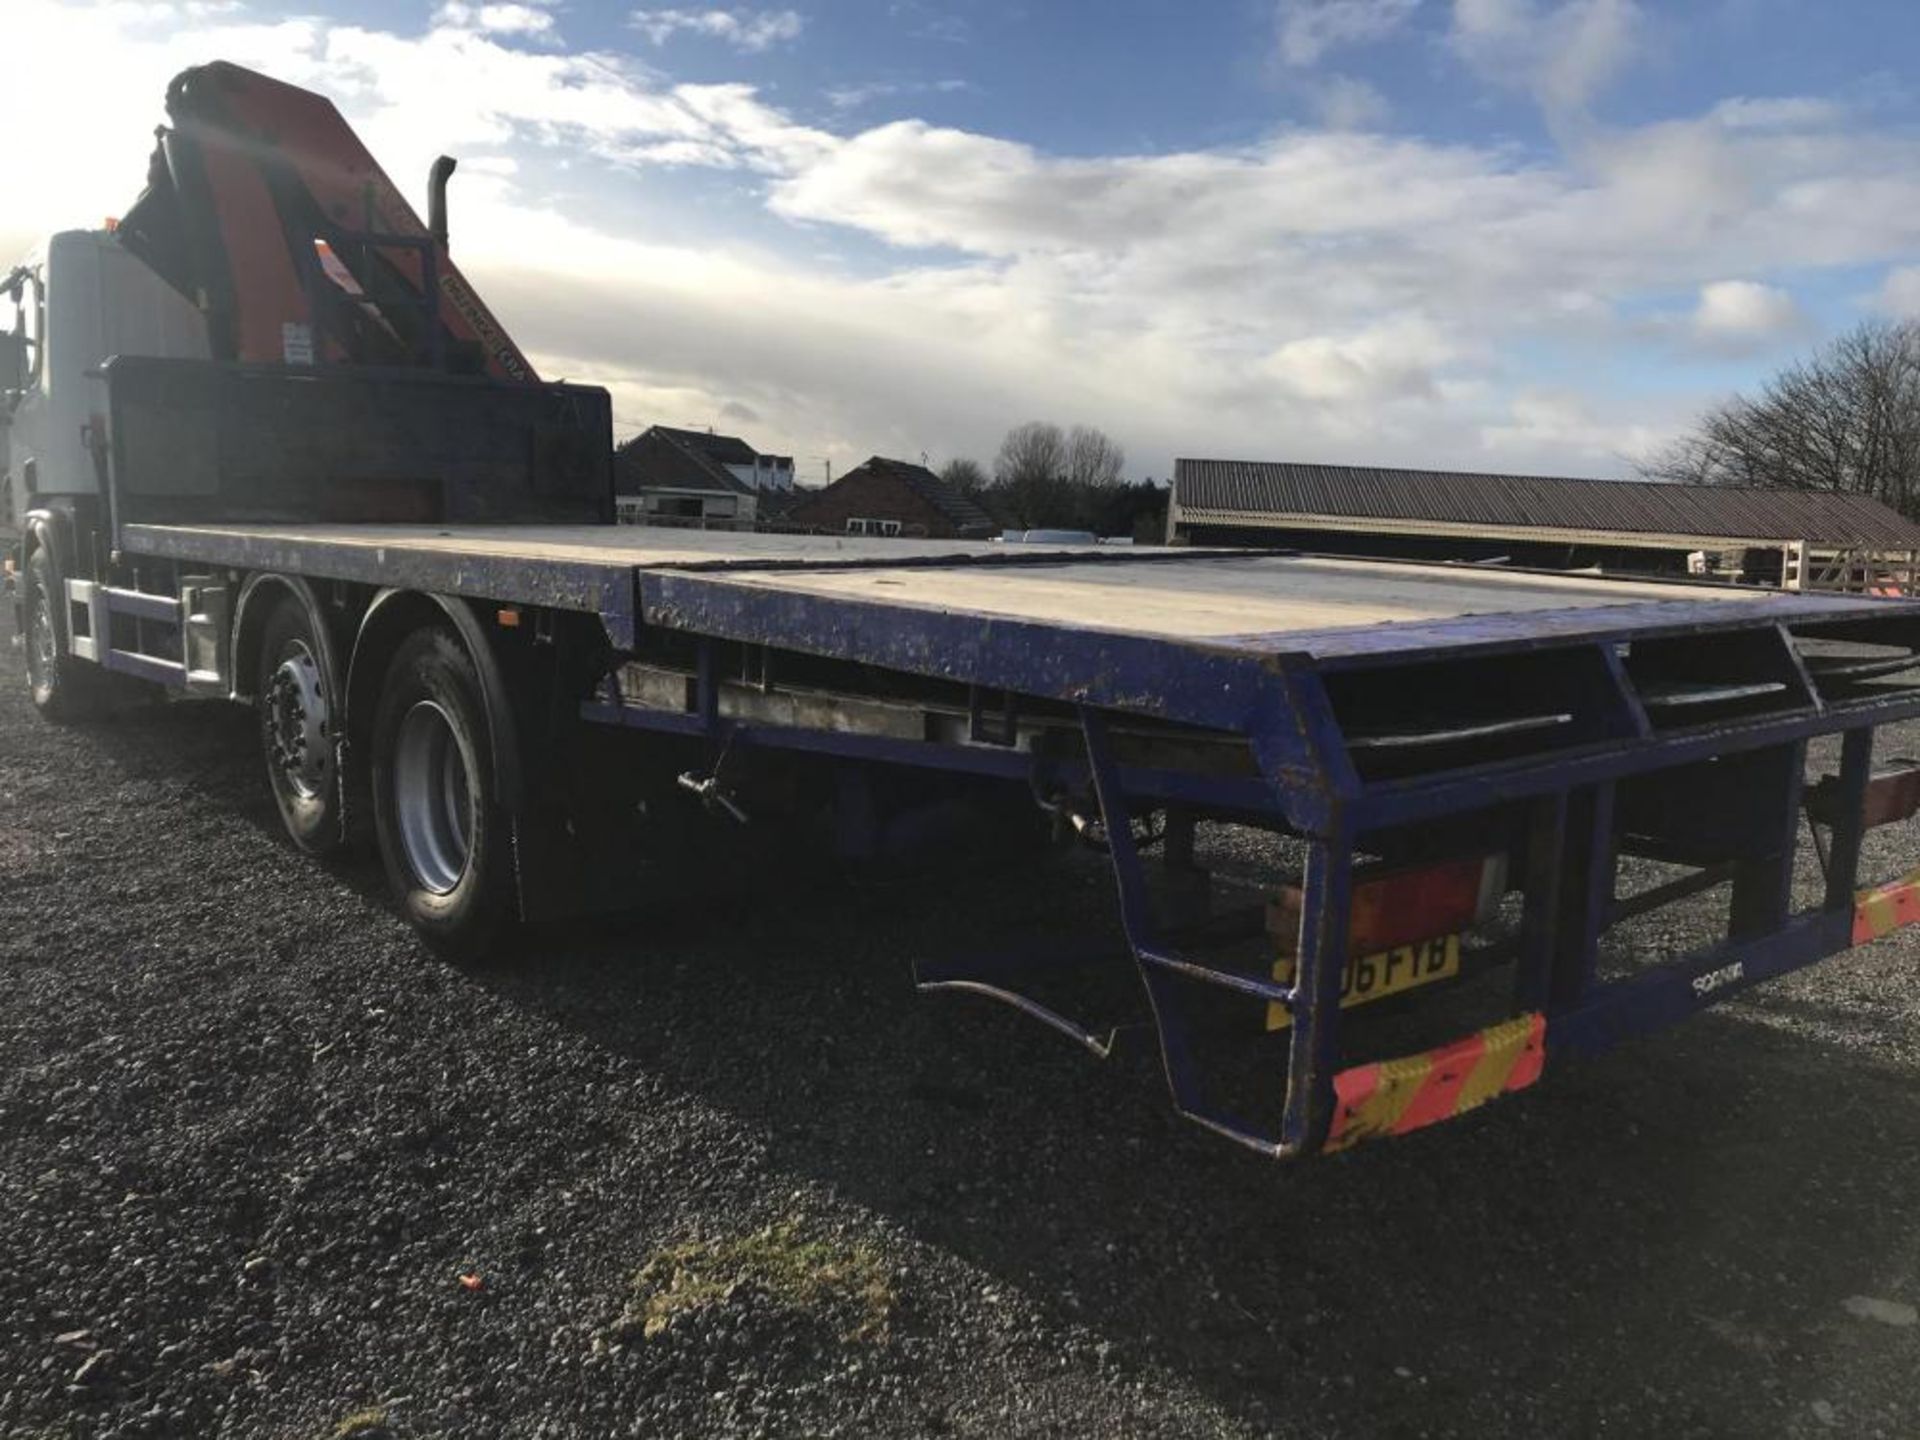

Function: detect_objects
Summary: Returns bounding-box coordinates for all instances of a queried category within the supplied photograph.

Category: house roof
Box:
[1173,459,1920,548]
[846,456,996,532]
[652,425,761,468]
[615,427,752,496]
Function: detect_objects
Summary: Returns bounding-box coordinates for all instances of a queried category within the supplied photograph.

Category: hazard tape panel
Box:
[1325,1012,1547,1153]
[1853,866,1920,947]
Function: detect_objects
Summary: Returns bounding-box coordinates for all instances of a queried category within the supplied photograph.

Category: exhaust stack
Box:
[428,155,457,249]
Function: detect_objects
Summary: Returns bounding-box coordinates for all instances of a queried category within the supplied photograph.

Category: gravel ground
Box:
[2,636,1918,1440]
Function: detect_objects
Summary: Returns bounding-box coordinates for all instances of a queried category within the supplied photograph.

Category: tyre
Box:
[23,546,104,721]
[256,595,344,855]
[370,626,513,959]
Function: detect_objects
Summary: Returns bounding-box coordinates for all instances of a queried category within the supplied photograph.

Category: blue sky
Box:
[8,0,1920,482]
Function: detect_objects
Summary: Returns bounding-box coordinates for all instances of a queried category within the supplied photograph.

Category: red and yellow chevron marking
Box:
[1324,1012,1547,1153]
[1853,866,1920,947]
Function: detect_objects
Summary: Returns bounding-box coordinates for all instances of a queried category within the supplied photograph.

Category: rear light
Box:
[1267,854,1506,955]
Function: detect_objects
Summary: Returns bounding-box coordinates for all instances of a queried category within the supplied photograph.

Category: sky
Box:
[7,1,1920,485]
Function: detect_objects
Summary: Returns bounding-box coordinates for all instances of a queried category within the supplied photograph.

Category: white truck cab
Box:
[3,229,208,516]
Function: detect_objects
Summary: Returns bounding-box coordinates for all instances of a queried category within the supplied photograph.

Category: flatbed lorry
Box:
[10,63,1920,1160]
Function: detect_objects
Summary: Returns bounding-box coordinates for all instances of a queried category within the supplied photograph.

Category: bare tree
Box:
[1643,320,1920,517]
[1063,425,1125,489]
[992,421,1071,528]
[994,422,1066,487]
[939,456,988,497]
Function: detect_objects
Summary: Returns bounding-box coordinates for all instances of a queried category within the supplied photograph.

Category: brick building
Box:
[786,456,995,539]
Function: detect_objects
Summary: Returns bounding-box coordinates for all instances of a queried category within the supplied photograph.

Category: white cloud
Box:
[435,2,556,36]
[1450,0,1643,117]
[1311,74,1392,129]
[825,77,971,112]
[767,124,1553,259]
[5,0,1918,482]
[1689,280,1804,349]
[630,7,804,52]
[1710,95,1844,132]
[889,3,969,45]
[1264,317,1456,402]
[1275,0,1421,68]
[1878,266,1920,319]
[1480,389,1672,467]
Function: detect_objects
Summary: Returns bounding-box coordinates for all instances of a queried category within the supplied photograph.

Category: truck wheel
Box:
[23,547,102,722]
[370,627,513,959]
[257,596,343,855]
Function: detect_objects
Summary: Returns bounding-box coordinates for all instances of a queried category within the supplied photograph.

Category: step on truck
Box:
[9,62,1920,1159]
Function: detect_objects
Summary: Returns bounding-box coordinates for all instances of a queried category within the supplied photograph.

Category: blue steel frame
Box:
[109,518,1920,1157]
[591,566,1920,1158]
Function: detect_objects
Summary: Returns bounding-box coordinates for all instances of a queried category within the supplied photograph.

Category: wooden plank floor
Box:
[127,521,1836,649]
[126,523,1048,570]
[692,552,1782,642]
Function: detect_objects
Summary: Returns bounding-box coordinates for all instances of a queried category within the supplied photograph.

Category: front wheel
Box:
[370,626,514,960]
[23,546,104,722]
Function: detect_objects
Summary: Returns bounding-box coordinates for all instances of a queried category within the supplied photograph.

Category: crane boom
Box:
[116,61,537,384]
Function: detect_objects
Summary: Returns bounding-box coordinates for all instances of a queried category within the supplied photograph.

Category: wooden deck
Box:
[688,552,1773,642]
[122,521,1851,657]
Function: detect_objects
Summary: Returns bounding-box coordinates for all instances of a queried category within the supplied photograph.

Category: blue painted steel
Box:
[1552,784,1615,1009]
[578,699,1289,816]
[638,571,1347,835]
[1356,686,1920,831]
[1081,705,1281,1154]
[1728,742,1807,939]
[1514,791,1568,1013]
[1247,668,1359,828]
[1822,728,1874,906]
[1279,825,1355,1153]
[581,699,708,739]
[1549,909,1853,1058]
[120,523,641,649]
[587,570,1920,1155]
[1599,643,1653,737]
[109,509,1920,1157]
[640,571,1294,734]
[1223,593,1905,665]
[1776,622,1826,716]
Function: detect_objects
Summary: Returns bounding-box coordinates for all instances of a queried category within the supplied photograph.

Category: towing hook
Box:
[677,770,749,825]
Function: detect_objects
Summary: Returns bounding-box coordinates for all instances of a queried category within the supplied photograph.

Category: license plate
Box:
[1265,934,1461,1030]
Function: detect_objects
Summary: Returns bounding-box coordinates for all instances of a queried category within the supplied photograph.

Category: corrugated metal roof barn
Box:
[1172,460,1920,548]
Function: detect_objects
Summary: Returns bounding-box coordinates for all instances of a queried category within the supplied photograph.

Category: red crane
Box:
[116,61,538,385]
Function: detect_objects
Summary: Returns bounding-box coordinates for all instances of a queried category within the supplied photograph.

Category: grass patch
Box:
[626,1221,895,1343]
[329,1408,391,1440]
